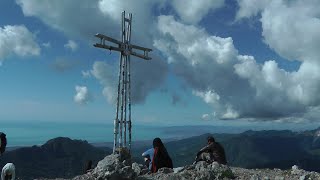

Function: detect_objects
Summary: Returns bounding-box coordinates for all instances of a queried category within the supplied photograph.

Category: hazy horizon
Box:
[2,121,319,147]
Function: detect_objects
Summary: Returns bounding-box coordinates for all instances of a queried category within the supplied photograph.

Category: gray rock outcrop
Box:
[38,154,320,180]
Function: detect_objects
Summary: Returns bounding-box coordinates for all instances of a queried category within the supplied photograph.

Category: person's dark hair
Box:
[153,137,164,148]
[207,136,215,143]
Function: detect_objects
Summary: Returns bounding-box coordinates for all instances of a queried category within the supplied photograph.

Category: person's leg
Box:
[194,153,202,162]
[195,152,207,162]
[201,152,213,163]
[145,159,150,168]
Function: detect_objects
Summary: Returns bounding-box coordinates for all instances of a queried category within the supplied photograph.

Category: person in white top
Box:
[142,148,154,170]
[1,163,15,180]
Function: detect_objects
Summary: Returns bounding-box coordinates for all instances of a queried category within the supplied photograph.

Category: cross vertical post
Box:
[93,11,152,155]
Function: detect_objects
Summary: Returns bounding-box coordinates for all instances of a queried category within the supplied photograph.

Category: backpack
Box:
[0,132,7,155]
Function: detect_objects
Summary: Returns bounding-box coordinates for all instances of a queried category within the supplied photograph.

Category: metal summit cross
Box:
[93,11,152,154]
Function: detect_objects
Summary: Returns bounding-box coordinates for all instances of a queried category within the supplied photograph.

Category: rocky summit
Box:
[37,154,320,180]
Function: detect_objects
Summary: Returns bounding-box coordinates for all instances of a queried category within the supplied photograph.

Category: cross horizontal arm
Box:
[95,33,123,45]
[93,44,123,52]
[131,51,152,60]
[130,44,152,52]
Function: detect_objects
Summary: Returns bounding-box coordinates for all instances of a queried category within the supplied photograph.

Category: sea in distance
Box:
[0,121,235,147]
[1,121,316,147]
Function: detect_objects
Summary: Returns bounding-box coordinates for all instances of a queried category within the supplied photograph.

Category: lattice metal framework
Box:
[93,11,152,154]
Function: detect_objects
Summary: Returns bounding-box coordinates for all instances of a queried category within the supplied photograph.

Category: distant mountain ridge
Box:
[2,128,320,179]
[131,128,320,171]
[0,137,111,180]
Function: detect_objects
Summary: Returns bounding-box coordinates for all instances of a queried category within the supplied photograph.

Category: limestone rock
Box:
[38,156,320,180]
[132,162,142,176]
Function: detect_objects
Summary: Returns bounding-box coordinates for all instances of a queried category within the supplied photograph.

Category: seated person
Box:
[0,132,7,156]
[83,160,93,173]
[195,136,227,165]
[151,138,173,173]
[142,148,154,170]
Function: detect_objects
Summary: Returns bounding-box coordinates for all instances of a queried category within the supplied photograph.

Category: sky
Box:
[1,0,320,129]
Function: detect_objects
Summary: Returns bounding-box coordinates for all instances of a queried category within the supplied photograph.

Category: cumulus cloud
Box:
[16,0,168,104]
[154,15,251,119]
[0,25,40,63]
[154,15,320,121]
[74,85,92,105]
[236,0,320,62]
[90,61,117,104]
[16,0,320,122]
[171,0,225,24]
[261,1,320,63]
[233,0,320,121]
[64,40,78,51]
[16,0,116,39]
[90,57,168,104]
[15,0,163,45]
[235,0,269,20]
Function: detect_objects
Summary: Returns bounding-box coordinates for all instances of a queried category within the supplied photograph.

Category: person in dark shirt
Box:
[83,160,93,174]
[195,136,227,165]
[151,138,173,173]
[0,132,7,156]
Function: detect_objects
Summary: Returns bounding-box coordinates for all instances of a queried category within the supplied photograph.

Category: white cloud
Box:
[90,58,168,105]
[64,40,78,51]
[15,0,163,45]
[102,86,116,105]
[221,105,240,119]
[0,25,40,62]
[237,0,320,62]
[235,0,269,20]
[260,1,320,62]
[233,0,320,121]
[234,58,320,109]
[16,0,320,123]
[74,85,92,105]
[16,0,114,39]
[90,61,117,104]
[154,15,320,122]
[154,15,249,119]
[193,90,220,104]
[81,70,91,78]
[201,113,210,121]
[171,0,225,24]
[16,0,169,105]
[42,42,51,48]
